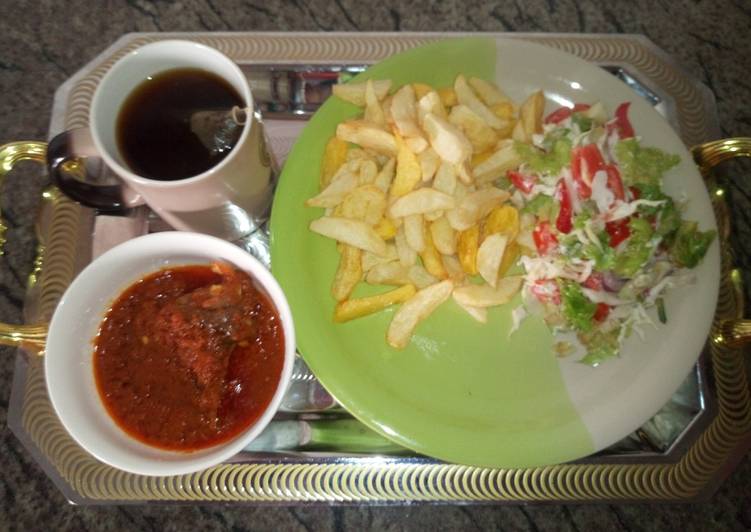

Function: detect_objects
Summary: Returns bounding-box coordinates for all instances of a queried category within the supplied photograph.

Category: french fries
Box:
[334,284,417,323]
[387,280,453,349]
[333,79,392,106]
[309,73,544,348]
[332,245,362,301]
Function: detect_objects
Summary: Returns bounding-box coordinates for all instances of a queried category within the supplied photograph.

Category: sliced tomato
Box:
[533,221,558,256]
[555,178,573,234]
[507,169,535,194]
[605,164,625,201]
[593,303,610,322]
[605,218,631,248]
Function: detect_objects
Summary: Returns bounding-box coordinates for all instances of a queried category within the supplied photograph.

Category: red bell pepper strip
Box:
[611,102,635,139]
[544,103,591,125]
[544,106,573,125]
[507,169,535,194]
[533,221,558,256]
[605,218,631,248]
[605,164,625,201]
[570,143,606,199]
[593,303,610,322]
[555,178,573,234]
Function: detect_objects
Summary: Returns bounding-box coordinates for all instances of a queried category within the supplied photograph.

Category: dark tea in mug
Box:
[116,67,244,181]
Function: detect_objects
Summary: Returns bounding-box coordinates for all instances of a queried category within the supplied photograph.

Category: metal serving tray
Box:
[5,32,750,505]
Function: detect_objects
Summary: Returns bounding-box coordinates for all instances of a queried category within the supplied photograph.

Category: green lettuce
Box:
[613,218,654,277]
[615,138,680,187]
[521,194,556,221]
[560,281,596,333]
[578,327,621,366]
[514,137,572,176]
[669,221,715,268]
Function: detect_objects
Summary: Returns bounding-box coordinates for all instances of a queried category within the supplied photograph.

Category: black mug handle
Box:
[47,128,132,214]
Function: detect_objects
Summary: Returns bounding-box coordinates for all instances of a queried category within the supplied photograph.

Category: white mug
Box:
[47,40,275,241]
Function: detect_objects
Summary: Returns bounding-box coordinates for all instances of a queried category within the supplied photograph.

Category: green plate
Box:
[270,38,719,467]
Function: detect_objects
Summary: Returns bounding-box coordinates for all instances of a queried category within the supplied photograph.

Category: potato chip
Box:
[417,91,447,124]
[403,213,425,253]
[441,254,465,284]
[473,140,522,183]
[390,84,423,139]
[389,188,455,218]
[452,293,488,323]
[365,261,411,285]
[477,233,508,287]
[334,284,417,323]
[339,185,387,226]
[455,161,473,185]
[430,216,456,255]
[408,264,439,289]
[364,79,387,127]
[437,86,458,107]
[422,113,473,165]
[332,245,362,301]
[423,210,444,222]
[457,225,480,275]
[412,83,433,100]
[452,276,523,307]
[306,171,359,208]
[389,133,422,197]
[333,79,391,106]
[448,104,498,154]
[337,120,397,156]
[361,244,398,272]
[374,216,397,240]
[483,205,520,241]
[514,90,544,143]
[405,136,429,154]
[419,148,440,183]
[454,74,504,129]
[420,229,448,280]
[446,187,509,231]
[309,216,387,255]
[432,161,457,196]
[358,159,379,184]
[395,225,417,267]
[468,77,512,107]
[499,240,521,276]
[374,157,395,193]
[320,136,350,189]
[387,280,453,349]
[491,101,515,121]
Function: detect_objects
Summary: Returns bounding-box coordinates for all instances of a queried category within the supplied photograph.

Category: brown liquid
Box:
[116,68,244,181]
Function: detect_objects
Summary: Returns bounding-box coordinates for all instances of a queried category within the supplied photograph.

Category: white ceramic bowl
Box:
[45,231,295,476]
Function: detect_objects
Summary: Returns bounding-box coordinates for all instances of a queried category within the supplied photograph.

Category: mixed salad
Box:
[508,101,715,365]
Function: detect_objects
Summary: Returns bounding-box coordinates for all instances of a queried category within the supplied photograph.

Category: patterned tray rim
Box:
[8,31,749,505]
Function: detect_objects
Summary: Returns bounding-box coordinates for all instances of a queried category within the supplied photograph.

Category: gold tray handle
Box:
[692,137,751,350]
[0,141,49,354]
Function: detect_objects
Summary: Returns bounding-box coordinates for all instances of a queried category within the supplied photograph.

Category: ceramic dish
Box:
[265,38,716,467]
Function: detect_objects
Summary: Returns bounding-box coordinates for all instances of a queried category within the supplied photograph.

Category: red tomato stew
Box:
[93,262,285,451]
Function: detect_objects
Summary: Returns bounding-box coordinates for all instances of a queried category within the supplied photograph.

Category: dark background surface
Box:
[1,1,750,530]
